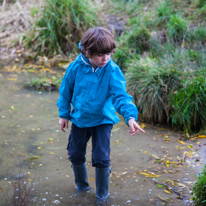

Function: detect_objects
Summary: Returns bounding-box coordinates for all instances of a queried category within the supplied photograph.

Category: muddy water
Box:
[0,65,203,206]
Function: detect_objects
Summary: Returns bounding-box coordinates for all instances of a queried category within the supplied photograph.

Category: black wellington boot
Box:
[72,163,90,191]
[95,167,111,205]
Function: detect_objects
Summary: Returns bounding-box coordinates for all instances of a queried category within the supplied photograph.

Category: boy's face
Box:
[89,53,111,69]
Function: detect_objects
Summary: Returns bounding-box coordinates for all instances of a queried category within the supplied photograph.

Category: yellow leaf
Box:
[7,78,17,81]
[88,178,95,181]
[164,190,172,194]
[198,135,206,138]
[37,147,41,149]
[187,145,193,148]
[177,140,185,145]
[115,140,119,144]
[11,106,15,110]
[9,124,14,127]
[49,138,53,140]
[143,151,147,153]
[165,160,170,168]
[176,146,186,150]
[50,152,54,154]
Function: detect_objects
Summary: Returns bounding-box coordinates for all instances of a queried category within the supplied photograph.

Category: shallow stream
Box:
[0,64,204,206]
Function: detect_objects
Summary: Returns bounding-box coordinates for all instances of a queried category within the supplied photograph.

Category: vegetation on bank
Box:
[1,0,205,135]
[192,164,206,206]
[26,75,62,91]
[24,0,99,57]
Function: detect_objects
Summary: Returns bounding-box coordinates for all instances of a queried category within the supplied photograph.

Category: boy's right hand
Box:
[59,118,68,132]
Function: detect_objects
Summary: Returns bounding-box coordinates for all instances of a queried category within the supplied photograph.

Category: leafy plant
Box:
[24,0,99,57]
[192,164,206,205]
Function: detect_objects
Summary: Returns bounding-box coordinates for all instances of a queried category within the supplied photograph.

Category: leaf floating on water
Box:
[164,190,172,194]
[156,185,164,188]
[140,172,161,177]
[158,195,170,202]
[88,178,95,181]
[198,135,206,138]
[7,78,17,81]
[115,140,119,144]
[177,140,185,145]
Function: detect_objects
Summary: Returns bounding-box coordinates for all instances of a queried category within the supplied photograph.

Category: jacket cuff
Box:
[126,115,138,127]
[59,116,71,120]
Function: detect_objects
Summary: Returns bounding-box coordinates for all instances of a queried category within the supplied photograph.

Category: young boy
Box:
[57,27,145,203]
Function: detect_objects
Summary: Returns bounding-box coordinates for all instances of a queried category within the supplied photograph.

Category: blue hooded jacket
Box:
[57,52,138,128]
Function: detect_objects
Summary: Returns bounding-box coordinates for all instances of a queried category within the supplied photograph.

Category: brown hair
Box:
[80,27,116,58]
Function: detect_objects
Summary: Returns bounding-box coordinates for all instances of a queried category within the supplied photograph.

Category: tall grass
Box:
[125,55,183,123]
[24,0,99,57]
[170,69,206,133]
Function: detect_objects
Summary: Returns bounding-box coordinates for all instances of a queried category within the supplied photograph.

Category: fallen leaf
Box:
[177,140,185,145]
[164,190,172,194]
[11,106,15,110]
[7,78,17,81]
[198,135,206,138]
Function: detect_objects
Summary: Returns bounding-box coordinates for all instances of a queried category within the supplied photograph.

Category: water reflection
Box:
[0,66,198,206]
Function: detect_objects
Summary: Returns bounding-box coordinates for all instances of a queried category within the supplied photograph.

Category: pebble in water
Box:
[53,200,60,205]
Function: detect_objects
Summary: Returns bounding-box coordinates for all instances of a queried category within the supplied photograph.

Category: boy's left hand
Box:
[128,119,145,136]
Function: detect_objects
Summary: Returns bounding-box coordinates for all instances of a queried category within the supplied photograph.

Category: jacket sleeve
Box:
[109,67,138,126]
[57,62,76,120]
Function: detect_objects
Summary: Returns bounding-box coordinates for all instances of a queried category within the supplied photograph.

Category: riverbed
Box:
[0,64,204,206]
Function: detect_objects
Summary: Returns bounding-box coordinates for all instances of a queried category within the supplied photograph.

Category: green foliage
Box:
[125,56,182,123]
[155,1,172,27]
[24,0,99,57]
[196,0,206,8]
[170,69,206,133]
[26,75,62,91]
[166,14,188,42]
[30,7,39,17]
[127,26,151,53]
[192,164,206,205]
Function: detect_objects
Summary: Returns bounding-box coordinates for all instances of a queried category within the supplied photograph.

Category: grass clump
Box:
[192,164,206,205]
[125,56,182,123]
[166,14,188,42]
[170,69,206,133]
[24,0,99,57]
[127,26,151,53]
[26,75,62,91]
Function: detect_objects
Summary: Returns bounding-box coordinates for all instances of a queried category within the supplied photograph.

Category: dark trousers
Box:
[67,123,113,168]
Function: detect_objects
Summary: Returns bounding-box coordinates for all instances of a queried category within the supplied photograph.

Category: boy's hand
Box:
[59,118,68,132]
[128,119,145,136]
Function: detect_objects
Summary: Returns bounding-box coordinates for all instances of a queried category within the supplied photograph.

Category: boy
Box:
[57,27,145,203]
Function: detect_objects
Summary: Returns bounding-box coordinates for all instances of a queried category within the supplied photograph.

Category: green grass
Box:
[170,69,206,133]
[26,75,62,91]
[24,0,99,57]
[192,164,206,205]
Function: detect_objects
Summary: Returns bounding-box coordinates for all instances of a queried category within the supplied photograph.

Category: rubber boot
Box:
[95,167,111,205]
[72,163,90,190]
